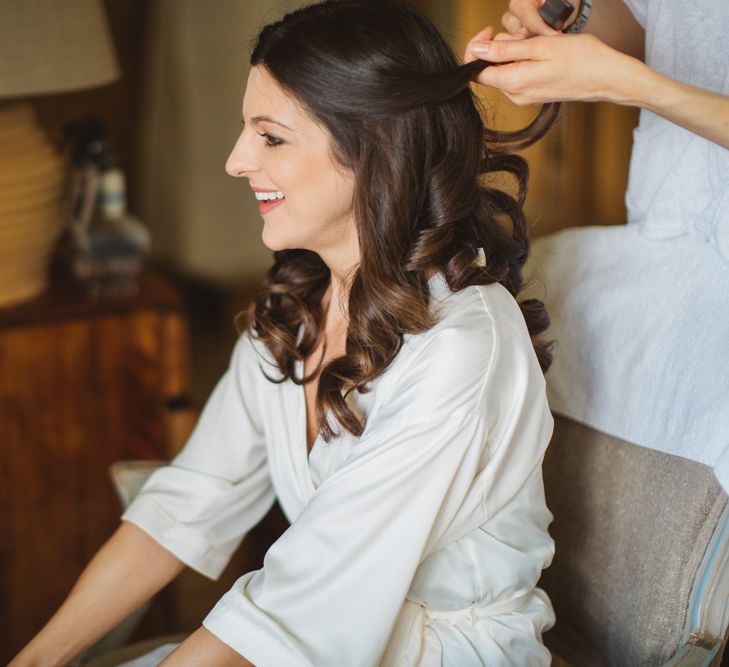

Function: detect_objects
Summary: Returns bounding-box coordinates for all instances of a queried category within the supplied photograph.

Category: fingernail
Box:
[471,41,490,54]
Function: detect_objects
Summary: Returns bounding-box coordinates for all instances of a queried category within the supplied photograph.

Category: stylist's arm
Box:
[465,1,729,151]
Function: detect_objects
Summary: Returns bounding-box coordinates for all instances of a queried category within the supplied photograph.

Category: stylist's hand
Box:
[501,0,567,36]
[464,28,644,105]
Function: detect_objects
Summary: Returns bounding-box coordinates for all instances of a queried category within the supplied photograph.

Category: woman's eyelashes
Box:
[257,131,284,148]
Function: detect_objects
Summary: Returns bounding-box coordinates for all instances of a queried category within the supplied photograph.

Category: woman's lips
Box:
[259,198,284,214]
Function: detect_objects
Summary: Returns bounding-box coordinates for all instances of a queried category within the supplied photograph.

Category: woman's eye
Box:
[257,131,283,148]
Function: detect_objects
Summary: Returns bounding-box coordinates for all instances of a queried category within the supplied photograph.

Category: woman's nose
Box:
[225,131,258,178]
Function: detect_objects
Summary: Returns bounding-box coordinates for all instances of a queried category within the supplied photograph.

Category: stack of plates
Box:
[0,102,67,307]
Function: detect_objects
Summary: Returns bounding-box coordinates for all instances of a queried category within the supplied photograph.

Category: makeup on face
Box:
[252,188,285,215]
[228,66,357,265]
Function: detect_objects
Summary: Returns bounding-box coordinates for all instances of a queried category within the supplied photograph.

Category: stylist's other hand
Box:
[501,0,565,36]
[464,31,642,106]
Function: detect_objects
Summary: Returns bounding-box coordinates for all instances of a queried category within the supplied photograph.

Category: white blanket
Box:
[524,225,729,492]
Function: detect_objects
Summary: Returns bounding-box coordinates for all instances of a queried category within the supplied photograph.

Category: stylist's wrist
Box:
[604,55,658,107]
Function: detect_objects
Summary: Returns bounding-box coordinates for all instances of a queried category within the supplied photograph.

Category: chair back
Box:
[540,415,728,667]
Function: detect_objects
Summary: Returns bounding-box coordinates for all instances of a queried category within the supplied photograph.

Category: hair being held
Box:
[244,0,559,442]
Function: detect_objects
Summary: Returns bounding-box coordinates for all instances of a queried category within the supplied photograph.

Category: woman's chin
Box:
[261,228,301,252]
[261,224,283,250]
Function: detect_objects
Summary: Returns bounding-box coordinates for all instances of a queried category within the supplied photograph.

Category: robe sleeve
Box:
[121,333,276,580]
[202,315,552,667]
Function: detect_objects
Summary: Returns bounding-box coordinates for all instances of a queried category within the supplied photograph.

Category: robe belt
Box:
[413,590,533,625]
[379,591,536,665]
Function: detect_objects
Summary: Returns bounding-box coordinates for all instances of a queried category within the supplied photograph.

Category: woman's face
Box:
[227,66,358,267]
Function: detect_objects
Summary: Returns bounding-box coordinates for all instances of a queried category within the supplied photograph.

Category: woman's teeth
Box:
[255,191,285,201]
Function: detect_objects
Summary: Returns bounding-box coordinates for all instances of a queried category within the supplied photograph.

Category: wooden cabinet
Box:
[0,267,191,662]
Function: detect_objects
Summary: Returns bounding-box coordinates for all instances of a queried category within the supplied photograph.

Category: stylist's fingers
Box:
[470,35,546,63]
[501,11,524,34]
[463,25,495,63]
[504,0,561,36]
[493,31,526,41]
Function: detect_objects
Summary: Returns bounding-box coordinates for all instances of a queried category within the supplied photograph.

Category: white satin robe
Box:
[122,271,556,666]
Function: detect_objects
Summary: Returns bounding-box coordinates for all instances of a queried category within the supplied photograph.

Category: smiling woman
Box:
[10,2,561,667]
[228,65,359,263]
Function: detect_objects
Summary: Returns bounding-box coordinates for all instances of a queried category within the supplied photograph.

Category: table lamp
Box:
[0,0,120,307]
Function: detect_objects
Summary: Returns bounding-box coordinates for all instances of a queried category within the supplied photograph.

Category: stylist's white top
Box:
[623,0,729,262]
[522,0,729,492]
[122,272,556,667]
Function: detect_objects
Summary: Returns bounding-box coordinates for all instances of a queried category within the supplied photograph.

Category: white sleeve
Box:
[202,320,550,667]
[121,333,276,580]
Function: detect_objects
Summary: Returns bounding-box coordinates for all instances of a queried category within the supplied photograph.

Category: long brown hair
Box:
[244,0,558,442]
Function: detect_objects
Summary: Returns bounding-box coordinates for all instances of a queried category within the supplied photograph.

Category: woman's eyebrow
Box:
[244,115,296,132]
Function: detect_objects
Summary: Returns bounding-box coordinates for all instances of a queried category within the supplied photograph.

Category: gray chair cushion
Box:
[540,416,727,667]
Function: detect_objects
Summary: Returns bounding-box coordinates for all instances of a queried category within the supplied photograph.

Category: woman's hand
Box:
[8,524,185,667]
[464,29,646,106]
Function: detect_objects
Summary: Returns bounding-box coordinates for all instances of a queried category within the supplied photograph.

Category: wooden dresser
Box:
[0,267,191,662]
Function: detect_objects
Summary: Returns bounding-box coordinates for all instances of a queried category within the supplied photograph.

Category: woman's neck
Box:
[323,276,349,327]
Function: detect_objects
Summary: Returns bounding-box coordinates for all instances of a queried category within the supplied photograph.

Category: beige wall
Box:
[133,0,309,285]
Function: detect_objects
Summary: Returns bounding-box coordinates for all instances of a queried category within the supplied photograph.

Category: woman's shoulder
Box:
[416,273,535,367]
[370,274,542,421]
[227,327,281,390]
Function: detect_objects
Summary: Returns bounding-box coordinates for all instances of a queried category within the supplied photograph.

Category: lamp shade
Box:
[0,0,120,99]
